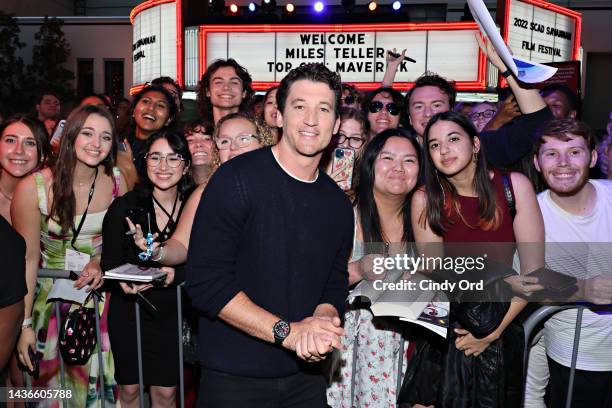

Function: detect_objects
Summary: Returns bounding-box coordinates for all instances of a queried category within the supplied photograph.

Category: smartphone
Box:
[331,148,356,191]
[528,268,577,293]
[50,119,66,145]
[18,347,39,379]
[118,140,128,152]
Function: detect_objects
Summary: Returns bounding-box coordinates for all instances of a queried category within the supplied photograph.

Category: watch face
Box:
[274,320,290,339]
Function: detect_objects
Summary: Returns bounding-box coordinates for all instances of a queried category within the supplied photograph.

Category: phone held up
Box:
[332,147,356,191]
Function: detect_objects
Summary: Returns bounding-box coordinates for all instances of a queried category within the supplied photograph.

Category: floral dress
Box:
[327,233,409,407]
[31,170,120,407]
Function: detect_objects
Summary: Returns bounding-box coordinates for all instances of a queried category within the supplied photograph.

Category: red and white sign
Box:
[199,23,487,91]
[498,0,581,63]
[130,0,183,94]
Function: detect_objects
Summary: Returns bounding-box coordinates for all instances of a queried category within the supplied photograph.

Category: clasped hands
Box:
[283,316,344,363]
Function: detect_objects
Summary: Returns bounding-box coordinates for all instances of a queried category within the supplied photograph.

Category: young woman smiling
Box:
[102,129,193,408]
[12,105,127,407]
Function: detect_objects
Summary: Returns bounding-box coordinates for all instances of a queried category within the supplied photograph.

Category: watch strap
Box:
[501,69,512,78]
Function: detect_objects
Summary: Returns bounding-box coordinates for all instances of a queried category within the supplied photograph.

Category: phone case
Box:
[332,148,356,191]
[528,268,577,293]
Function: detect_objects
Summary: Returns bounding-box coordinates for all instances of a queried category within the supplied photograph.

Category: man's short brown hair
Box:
[534,118,595,154]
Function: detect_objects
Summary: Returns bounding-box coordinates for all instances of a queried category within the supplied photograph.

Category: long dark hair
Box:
[423,111,500,236]
[136,129,194,200]
[354,127,422,244]
[50,105,118,234]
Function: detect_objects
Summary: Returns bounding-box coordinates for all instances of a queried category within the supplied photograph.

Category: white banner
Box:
[507,0,577,63]
[203,25,482,85]
[132,2,177,86]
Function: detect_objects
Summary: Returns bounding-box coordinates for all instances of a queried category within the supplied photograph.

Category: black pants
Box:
[197,367,328,408]
[548,357,612,408]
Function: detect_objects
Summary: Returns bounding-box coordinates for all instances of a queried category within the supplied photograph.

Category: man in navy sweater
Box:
[186,63,354,407]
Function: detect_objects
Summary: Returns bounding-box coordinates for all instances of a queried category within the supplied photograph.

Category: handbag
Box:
[59,306,97,365]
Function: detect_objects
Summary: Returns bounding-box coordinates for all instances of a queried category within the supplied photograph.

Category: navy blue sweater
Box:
[186,147,354,378]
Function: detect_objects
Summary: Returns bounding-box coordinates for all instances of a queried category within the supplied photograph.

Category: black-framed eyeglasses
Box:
[215,134,259,150]
[145,152,185,168]
[342,95,356,106]
[368,101,400,116]
[468,109,496,121]
[336,133,365,149]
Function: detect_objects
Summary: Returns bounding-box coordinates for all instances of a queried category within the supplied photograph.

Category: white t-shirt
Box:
[538,179,612,371]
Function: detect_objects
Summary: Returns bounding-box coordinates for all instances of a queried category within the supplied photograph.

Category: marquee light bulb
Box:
[313,1,324,12]
[248,2,256,11]
[392,1,401,10]
[229,3,238,13]
[286,3,295,12]
[368,1,377,11]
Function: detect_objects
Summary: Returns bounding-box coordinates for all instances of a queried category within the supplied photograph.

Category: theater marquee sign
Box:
[498,0,581,63]
[200,23,487,91]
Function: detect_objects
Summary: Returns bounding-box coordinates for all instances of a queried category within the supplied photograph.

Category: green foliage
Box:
[27,16,75,105]
[0,11,27,115]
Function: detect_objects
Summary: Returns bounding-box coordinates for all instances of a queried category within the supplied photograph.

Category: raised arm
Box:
[381,48,407,88]
[476,36,553,167]
[476,36,547,115]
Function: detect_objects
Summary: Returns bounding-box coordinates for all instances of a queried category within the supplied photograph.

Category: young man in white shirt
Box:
[526,118,612,407]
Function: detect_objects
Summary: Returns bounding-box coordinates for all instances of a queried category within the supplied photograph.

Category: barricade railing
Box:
[36,269,186,408]
[522,304,612,408]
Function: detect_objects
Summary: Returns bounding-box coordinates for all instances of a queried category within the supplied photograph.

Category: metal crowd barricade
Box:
[133,283,186,408]
[39,268,106,408]
[522,304,612,408]
[37,269,187,408]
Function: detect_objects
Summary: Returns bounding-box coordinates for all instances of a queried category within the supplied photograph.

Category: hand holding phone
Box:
[50,119,66,146]
[331,148,356,191]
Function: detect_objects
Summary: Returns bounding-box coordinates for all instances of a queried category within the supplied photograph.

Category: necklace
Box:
[75,168,98,188]
[152,192,179,240]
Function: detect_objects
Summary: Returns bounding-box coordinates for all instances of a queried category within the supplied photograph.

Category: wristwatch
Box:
[501,69,512,78]
[273,319,291,345]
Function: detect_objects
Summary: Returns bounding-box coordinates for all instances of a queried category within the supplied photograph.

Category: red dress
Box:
[401,171,524,408]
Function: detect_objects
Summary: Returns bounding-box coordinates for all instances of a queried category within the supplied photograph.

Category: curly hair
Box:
[214,112,277,149]
[196,59,254,122]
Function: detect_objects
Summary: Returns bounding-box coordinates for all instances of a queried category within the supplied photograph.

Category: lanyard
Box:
[71,167,98,250]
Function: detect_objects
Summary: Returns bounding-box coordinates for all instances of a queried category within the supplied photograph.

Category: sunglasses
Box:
[368,101,400,116]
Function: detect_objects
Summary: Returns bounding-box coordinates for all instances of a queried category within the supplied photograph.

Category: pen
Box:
[387,50,417,63]
[127,282,158,313]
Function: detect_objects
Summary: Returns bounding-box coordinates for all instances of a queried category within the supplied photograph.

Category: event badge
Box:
[65,248,90,272]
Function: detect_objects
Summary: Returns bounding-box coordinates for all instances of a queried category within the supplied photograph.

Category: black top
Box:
[0,216,27,308]
[186,147,354,378]
[101,189,187,286]
[481,106,553,168]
